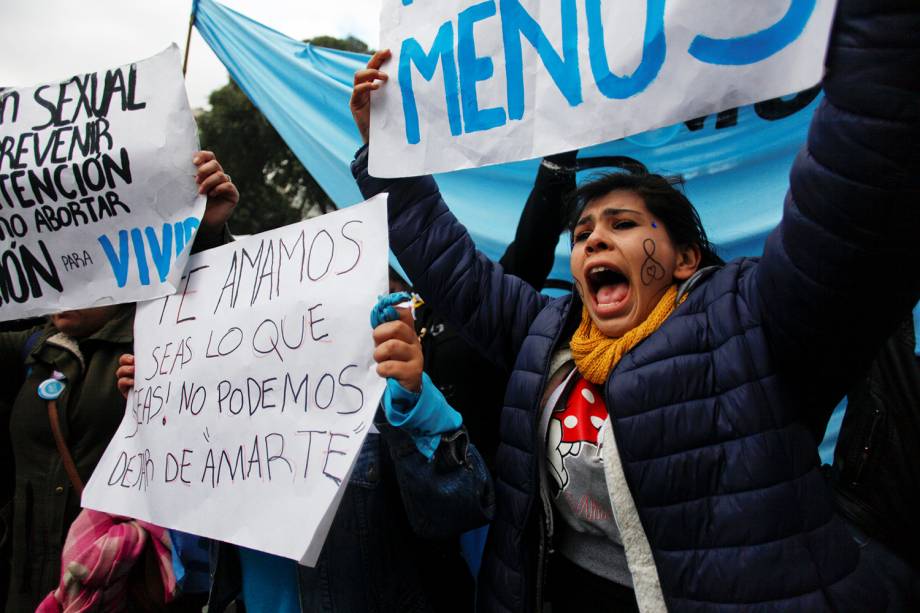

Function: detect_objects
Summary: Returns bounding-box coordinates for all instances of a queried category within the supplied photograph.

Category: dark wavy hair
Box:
[566,160,723,269]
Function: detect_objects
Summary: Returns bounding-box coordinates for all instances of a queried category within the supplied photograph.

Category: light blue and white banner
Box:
[371,0,837,176]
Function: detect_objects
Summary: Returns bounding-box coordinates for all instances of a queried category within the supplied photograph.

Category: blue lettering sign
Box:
[395,0,819,146]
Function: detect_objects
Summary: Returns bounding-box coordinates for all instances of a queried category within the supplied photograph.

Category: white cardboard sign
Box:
[83,196,389,566]
[370,0,837,177]
[0,45,205,320]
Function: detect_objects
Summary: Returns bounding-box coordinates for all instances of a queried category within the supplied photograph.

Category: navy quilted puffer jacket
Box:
[352,1,920,610]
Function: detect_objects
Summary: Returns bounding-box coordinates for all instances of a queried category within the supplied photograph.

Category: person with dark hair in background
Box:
[0,151,237,612]
[829,308,920,610]
[349,0,920,609]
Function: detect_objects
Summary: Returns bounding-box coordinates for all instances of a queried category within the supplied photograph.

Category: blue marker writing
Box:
[689,0,816,66]
[587,0,666,100]
[400,21,462,144]
[458,1,506,133]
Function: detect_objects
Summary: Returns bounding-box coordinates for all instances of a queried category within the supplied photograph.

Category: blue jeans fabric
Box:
[208,414,494,613]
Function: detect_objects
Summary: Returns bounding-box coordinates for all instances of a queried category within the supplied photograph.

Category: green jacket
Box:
[1,305,134,612]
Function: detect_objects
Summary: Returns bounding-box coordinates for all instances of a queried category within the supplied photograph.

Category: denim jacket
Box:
[207,409,494,612]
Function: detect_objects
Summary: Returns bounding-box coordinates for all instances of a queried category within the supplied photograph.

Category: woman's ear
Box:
[673,244,701,281]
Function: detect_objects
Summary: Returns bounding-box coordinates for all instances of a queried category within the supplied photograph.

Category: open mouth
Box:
[586,265,630,313]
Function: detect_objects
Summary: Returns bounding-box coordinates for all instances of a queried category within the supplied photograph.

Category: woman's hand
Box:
[350,49,391,144]
[194,150,238,237]
[372,306,423,393]
[116,353,135,399]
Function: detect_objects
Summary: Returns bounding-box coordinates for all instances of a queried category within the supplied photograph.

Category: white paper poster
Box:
[83,195,389,566]
[0,45,205,320]
[370,0,837,177]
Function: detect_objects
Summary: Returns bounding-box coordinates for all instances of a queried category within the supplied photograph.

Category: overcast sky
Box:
[0,0,381,109]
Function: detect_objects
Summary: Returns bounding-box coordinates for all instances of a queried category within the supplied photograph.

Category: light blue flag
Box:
[194,0,368,209]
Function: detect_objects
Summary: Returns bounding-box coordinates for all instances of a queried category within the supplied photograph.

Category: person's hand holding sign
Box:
[194,150,238,246]
[350,49,391,144]
[116,353,135,399]
[371,292,422,392]
[371,293,463,459]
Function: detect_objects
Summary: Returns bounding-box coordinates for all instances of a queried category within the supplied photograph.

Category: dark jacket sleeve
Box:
[352,149,550,372]
[753,0,920,413]
[378,421,494,539]
[498,152,576,290]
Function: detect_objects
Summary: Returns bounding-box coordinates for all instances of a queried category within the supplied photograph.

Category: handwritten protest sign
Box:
[82,196,388,565]
[369,0,837,177]
[0,45,205,321]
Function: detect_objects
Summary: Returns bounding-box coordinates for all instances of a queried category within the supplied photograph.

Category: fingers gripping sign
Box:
[369,292,462,459]
[351,49,392,144]
[116,353,136,400]
[193,150,238,237]
[371,292,422,392]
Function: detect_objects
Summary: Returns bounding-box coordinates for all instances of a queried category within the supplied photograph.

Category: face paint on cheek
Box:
[651,222,658,228]
[641,238,666,286]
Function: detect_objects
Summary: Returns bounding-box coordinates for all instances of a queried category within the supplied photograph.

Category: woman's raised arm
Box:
[754,0,920,413]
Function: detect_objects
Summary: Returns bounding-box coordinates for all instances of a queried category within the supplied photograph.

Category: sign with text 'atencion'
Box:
[83,196,388,566]
[370,0,837,177]
[0,45,205,320]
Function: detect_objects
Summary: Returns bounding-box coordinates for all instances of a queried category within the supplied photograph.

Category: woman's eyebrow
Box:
[577,207,643,228]
[601,207,642,218]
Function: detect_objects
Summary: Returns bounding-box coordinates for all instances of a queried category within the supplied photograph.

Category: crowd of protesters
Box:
[2,0,920,611]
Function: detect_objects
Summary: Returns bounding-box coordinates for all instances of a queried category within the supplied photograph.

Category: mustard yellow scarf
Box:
[571,284,682,384]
